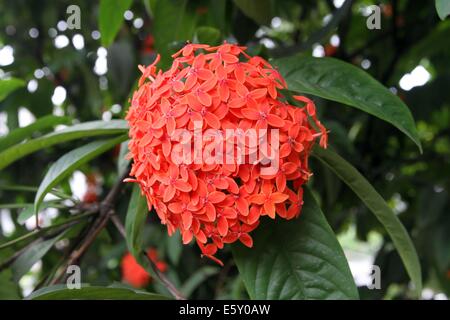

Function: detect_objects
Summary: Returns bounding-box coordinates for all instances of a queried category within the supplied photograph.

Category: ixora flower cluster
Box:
[125,42,327,265]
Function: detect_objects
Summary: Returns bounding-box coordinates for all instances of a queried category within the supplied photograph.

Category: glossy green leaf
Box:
[0,115,71,151]
[232,188,359,300]
[34,135,127,214]
[436,0,450,20]
[0,120,128,170]
[27,285,169,300]
[125,185,148,257]
[233,0,273,25]
[99,0,133,47]
[12,233,65,281]
[0,78,25,102]
[312,146,422,296]
[273,56,422,152]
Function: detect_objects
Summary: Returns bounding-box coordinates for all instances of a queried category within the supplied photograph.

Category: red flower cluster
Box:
[125,42,327,265]
[121,248,167,288]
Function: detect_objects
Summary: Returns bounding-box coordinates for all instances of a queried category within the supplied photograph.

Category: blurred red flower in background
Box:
[121,248,167,288]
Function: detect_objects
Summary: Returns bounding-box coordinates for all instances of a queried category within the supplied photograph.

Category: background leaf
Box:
[232,188,359,300]
[34,135,127,214]
[0,115,70,151]
[273,56,422,152]
[0,78,25,102]
[194,26,221,45]
[233,0,273,25]
[27,284,169,300]
[312,146,422,296]
[165,230,182,266]
[12,233,65,281]
[0,270,20,299]
[153,0,197,68]
[0,120,128,170]
[180,266,219,297]
[99,0,133,47]
[125,185,149,258]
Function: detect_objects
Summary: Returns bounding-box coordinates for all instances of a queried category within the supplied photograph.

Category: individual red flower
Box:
[125,42,328,265]
[121,248,167,288]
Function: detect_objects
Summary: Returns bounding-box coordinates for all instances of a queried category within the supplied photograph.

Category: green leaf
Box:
[124,186,163,283]
[0,270,20,299]
[232,188,359,300]
[0,120,128,170]
[0,78,25,102]
[312,146,422,296]
[125,185,148,257]
[233,0,273,25]
[180,266,219,297]
[436,0,450,20]
[0,115,71,151]
[153,0,197,68]
[27,285,169,300]
[18,201,62,225]
[194,26,221,45]
[166,230,182,265]
[117,140,130,175]
[99,0,133,47]
[273,56,422,152]
[12,233,65,281]
[34,135,127,214]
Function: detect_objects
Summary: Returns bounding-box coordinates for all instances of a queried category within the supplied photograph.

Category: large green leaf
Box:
[12,233,65,281]
[124,186,162,283]
[0,78,25,102]
[27,285,169,300]
[312,146,422,296]
[233,0,273,25]
[0,115,70,151]
[99,0,133,47]
[34,135,127,214]
[273,56,422,152]
[232,188,358,300]
[125,185,148,257]
[0,120,128,170]
[436,0,450,20]
[153,0,197,68]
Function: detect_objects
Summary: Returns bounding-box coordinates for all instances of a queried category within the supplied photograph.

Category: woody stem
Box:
[49,170,129,285]
[110,214,186,300]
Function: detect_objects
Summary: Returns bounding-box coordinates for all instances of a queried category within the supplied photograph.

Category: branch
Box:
[49,170,129,285]
[110,214,186,300]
